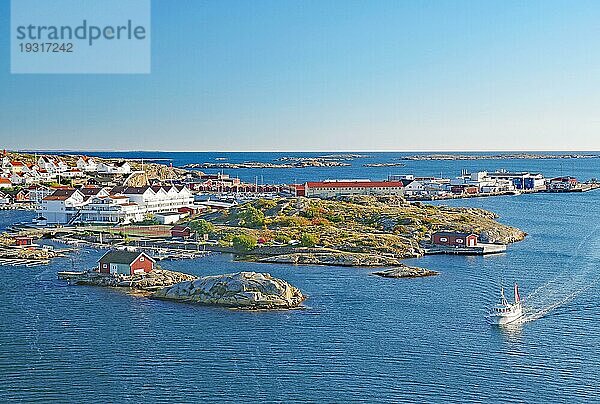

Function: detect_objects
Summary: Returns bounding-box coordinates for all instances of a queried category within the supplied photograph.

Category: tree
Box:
[189,219,214,235]
[232,234,257,252]
[255,198,277,210]
[275,234,291,244]
[300,233,319,247]
[238,206,265,228]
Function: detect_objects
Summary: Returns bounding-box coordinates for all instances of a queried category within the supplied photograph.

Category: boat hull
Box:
[487,310,523,325]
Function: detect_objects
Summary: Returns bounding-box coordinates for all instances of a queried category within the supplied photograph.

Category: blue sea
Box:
[0,152,599,403]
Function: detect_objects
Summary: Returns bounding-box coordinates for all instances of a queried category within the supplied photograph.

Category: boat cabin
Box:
[98,250,155,276]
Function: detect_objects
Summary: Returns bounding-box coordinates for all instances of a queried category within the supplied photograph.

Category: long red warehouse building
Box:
[304,181,405,198]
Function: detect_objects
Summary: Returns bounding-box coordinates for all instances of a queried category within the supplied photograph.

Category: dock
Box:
[424,243,507,255]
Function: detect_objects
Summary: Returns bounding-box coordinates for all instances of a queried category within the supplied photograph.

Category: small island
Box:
[371,265,438,278]
[59,256,305,310]
[153,271,305,309]
[183,160,351,169]
[194,195,525,266]
[398,153,600,161]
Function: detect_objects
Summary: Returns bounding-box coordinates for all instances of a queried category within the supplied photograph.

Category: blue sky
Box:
[1,0,600,151]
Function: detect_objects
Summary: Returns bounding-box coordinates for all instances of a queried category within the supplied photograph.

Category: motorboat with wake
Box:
[487,283,523,325]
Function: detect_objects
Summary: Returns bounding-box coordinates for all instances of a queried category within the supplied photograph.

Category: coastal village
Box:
[0,150,598,308]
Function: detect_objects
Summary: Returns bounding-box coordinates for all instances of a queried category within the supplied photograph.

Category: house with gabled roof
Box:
[98,250,155,275]
[97,161,131,175]
[39,189,86,224]
[76,156,98,172]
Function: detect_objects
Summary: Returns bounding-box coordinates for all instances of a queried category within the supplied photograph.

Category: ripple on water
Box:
[1,187,600,402]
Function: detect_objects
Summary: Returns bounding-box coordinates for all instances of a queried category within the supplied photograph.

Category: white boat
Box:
[487,283,523,325]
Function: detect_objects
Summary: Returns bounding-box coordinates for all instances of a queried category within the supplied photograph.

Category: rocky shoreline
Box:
[183,160,350,169]
[398,153,600,161]
[60,268,305,310]
[259,251,408,266]
[152,271,305,309]
[371,266,438,278]
[64,268,197,291]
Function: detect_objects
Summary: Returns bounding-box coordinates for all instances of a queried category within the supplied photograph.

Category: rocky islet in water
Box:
[61,268,305,310]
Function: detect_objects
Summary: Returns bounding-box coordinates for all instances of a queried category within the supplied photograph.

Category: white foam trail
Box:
[514,224,600,324]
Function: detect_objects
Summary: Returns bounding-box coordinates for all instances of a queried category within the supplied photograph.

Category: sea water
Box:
[0,153,598,402]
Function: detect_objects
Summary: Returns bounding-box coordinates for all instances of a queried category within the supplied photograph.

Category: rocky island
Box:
[199,195,526,266]
[152,271,305,309]
[59,268,305,310]
[371,265,438,278]
[398,153,600,161]
[63,267,197,290]
[183,160,350,169]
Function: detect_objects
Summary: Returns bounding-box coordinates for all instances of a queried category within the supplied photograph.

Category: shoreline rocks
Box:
[259,252,407,267]
[62,268,305,310]
[152,271,305,309]
[65,268,197,291]
[183,160,350,169]
[371,266,438,278]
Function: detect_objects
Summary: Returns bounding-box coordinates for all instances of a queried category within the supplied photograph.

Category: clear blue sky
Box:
[1,0,600,151]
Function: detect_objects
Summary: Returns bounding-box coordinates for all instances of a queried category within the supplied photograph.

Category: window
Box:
[456,239,464,243]
[439,237,448,242]
[140,257,144,262]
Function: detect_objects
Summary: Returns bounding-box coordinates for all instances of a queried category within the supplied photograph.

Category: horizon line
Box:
[12,148,600,154]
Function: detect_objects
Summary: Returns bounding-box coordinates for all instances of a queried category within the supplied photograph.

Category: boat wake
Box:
[517,225,600,324]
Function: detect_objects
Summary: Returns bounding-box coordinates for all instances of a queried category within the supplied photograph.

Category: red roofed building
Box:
[304,180,405,198]
[171,225,192,239]
[9,161,25,174]
[432,231,478,248]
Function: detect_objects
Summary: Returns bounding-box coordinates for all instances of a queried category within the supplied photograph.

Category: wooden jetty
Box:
[424,243,507,255]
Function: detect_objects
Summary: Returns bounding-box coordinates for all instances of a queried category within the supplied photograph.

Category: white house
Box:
[38,189,87,224]
[402,178,451,197]
[80,194,144,224]
[10,172,35,186]
[61,169,86,178]
[76,156,98,172]
[97,161,131,175]
[38,156,68,173]
[0,178,12,189]
[35,185,194,225]
[0,191,11,205]
[112,185,194,213]
[155,211,187,225]
[29,185,55,204]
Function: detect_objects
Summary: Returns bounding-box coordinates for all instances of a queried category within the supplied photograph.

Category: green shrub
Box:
[189,219,214,235]
[255,198,277,210]
[232,234,258,252]
[275,216,310,227]
[300,233,319,247]
[237,206,265,228]
[275,234,291,244]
